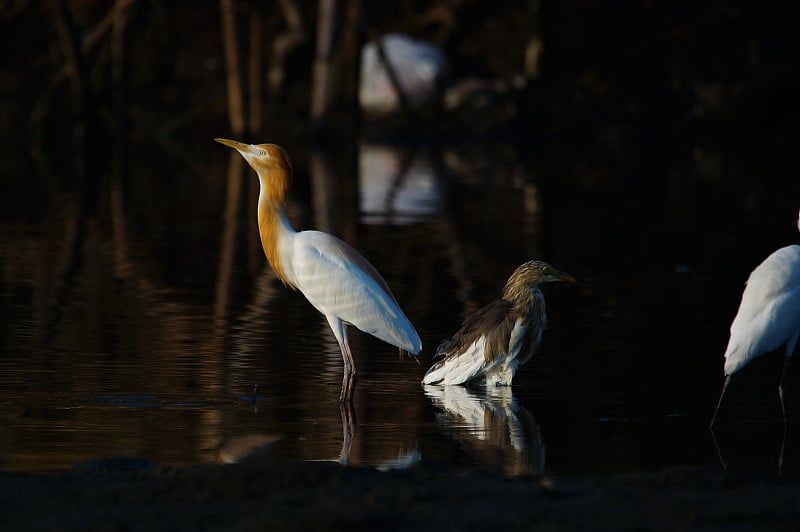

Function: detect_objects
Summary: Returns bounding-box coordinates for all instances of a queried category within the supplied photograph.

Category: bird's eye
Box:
[259,149,267,156]
[542,266,552,275]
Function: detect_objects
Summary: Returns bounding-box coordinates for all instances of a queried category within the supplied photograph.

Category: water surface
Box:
[2,136,799,476]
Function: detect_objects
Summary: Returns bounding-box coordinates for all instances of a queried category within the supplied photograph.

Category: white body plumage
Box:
[711,209,800,427]
[723,245,800,377]
[275,220,421,355]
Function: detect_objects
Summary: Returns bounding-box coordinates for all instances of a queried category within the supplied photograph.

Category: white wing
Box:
[289,231,421,353]
[724,245,800,375]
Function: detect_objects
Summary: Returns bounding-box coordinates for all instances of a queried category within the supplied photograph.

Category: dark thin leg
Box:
[338,400,355,464]
[779,356,791,429]
[338,329,357,403]
[709,425,728,471]
[710,375,731,429]
[779,421,787,477]
[340,369,357,402]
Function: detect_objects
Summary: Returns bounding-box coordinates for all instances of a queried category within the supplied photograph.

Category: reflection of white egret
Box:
[359,144,443,225]
[423,385,544,476]
[711,210,800,427]
[215,140,422,402]
[422,260,574,386]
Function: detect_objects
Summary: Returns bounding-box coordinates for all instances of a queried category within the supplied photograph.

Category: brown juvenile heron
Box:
[422,260,575,386]
[215,139,422,401]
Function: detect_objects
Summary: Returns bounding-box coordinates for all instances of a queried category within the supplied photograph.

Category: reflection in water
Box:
[375,450,423,472]
[359,144,444,225]
[217,434,283,464]
[7,122,794,475]
[710,424,789,476]
[423,385,544,476]
[0,136,545,473]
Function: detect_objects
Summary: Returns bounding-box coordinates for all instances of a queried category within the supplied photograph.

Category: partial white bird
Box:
[710,209,800,427]
[215,139,421,401]
[422,260,574,387]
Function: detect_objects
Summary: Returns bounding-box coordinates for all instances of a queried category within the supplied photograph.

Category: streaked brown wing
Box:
[435,299,516,364]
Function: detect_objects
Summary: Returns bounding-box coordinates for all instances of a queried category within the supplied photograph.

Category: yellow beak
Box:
[214,138,250,152]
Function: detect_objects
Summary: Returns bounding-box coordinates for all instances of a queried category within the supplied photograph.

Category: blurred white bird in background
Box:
[359,34,449,117]
[710,209,800,428]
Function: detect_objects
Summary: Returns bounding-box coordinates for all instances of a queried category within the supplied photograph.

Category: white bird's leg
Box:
[779,334,798,428]
[340,326,359,402]
[341,324,355,376]
[779,423,787,477]
[326,315,357,402]
[341,368,357,402]
[779,357,792,428]
[710,375,731,429]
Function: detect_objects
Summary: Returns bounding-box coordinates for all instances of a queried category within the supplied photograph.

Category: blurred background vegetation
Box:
[2,1,798,163]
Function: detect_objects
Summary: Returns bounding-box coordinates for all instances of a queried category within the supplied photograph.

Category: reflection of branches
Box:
[213,152,248,336]
[441,216,478,317]
[37,0,106,345]
[424,385,545,476]
[37,193,84,346]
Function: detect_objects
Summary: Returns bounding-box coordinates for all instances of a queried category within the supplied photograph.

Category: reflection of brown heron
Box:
[423,385,544,476]
[215,139,422,402]
[423,260,574,386]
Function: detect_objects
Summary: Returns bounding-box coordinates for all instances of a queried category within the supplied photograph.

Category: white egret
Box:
[422,260,574,386]
[215,139,422,402]
[710,209,800,427]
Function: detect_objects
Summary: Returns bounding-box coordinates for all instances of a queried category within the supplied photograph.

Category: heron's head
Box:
[215,138,292,201]
[502,260,575,300]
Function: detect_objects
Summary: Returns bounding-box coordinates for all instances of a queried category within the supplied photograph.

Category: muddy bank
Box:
[3,460,798,531]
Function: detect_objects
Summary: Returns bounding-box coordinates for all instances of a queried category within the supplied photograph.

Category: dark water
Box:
[2,135,799,477]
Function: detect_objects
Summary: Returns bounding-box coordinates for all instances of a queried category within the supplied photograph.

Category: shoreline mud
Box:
[3,459,798,530]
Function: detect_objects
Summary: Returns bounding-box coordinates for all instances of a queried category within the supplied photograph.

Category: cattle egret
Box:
[422,260,574,386]
[215,139,422,401]
[710,209,800,427]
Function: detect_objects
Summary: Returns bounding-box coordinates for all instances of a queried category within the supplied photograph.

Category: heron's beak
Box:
[553,270,577,283]
[215,138,252,153]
